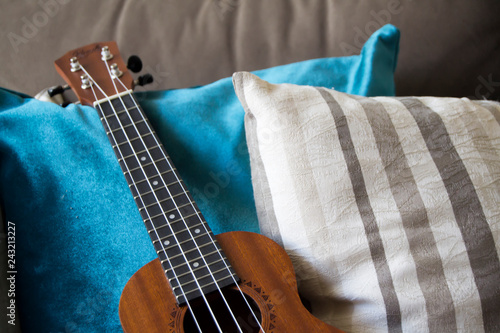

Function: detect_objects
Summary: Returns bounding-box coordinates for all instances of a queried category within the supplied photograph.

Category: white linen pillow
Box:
[233,72,500,333]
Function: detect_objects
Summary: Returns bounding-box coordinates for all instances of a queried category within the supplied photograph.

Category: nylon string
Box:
[81,66,205,332]
[113,70,266,333]
[100,61,234,333]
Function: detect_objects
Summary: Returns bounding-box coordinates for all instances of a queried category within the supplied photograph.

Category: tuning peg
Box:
[47,84,70,97]
[127,55,143,73]
[110,63,123,78]
[135,74,154,87]
[35,84,71,107]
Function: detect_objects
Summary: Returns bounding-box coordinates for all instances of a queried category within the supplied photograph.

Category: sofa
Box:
[1,1,499,332]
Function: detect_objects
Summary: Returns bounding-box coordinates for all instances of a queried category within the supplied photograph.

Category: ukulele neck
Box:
[95,91,239,305]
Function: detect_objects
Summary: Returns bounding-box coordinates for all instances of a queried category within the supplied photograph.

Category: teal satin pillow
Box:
[0,25,399,332]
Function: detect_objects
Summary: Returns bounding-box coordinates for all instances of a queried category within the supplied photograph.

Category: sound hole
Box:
[183,288,262,332]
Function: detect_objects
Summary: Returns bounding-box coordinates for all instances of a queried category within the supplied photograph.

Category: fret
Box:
[148,223,213,256]
[102,106,142,128]
[132,169,175,188]
[165,259,209,279]
[174,274,238,304]
[99,108,145,138]
[163,202,196,215]
[160,236,218,257]
[139,192,189,220]
[173,272,238,294]
[112,132,153,149]
[148,222,205,238]
[99,106,133,120]
[138,193,189,220]
[125,159,164,175]
[119,147,150,162]
[160,241,226,274]
[120,146,167,172]
[156,214,201,235]
[153,229,209,246]
[166,241,234,275]
[135,186,188,216]
[163,255,228,277]
[158,240,215,258]
[134,186,169,204]
[139,196,169,211]
[119,146,167,164]
[133,179,181,199]
[115,141,165,163]
[165,258,233,294]
[124,158,174,177]
[111,125,151,147]
[128,168,172,187]
[144,201,192,217]
[169,211,202,226]
[168,262,237,292]
[106,118,146,135]
[144,208,201,229]
[125,158,176,186]
[153,231,216,259]
[183,266,236,284]
[147,215,204,237]
[159,248,219,275]
[145,210,201,227]
[168,266,234,295]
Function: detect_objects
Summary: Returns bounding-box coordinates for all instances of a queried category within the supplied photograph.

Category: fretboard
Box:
[95,91,239,305]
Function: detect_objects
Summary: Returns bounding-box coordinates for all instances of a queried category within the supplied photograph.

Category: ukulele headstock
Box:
[54,41,134,106]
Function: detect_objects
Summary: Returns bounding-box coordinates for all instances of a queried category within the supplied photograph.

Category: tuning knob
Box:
[35,84,71,106]
[135,74,154,87]
[47,85,69,97]
[127,55,143,73]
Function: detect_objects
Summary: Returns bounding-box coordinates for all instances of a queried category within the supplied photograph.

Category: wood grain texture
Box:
[119,231,344,332]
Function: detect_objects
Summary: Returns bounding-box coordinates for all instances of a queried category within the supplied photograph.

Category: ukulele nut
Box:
[101,46,113,61]
[70,57,81,72]
[80,74,92,89]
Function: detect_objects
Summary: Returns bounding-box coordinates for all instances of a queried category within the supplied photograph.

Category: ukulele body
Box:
[119,231,342,332]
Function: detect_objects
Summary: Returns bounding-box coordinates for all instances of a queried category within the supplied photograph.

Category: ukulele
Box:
[55,42,343,333]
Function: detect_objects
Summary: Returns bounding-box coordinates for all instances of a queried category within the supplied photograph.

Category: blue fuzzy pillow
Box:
[0,25,399,332]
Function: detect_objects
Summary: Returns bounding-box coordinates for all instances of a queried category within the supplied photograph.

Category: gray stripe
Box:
[475,100,500,126]
[400,97,500,333]
[456,100,500,199]
[355,96,456,332]
[317,88,402,333]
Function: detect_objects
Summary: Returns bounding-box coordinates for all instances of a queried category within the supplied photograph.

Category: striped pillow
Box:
[233,72,500,333]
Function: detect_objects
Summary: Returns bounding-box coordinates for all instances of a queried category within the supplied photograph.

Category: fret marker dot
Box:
[152,180,159,186]
[163,240,170,246]
[169,214,175,219]
[192,262,199,268]
[140,156,146,162]
[194,228,200,234]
